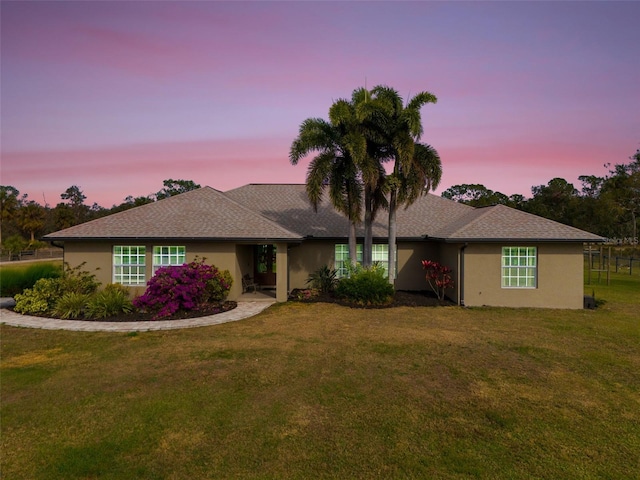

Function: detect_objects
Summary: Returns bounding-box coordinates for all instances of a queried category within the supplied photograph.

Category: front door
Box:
[254,244,276,287]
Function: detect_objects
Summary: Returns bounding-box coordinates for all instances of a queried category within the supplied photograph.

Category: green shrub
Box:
[59,262,99,295]
[53,292,91,319]
[0,262,62,297]
[13,263,99,315]
[2,235,27,258]
[205,268,234,302]
[307,265,338,293]
[14,278,62,314]
[86,284,134,319]
[335,267,395,306]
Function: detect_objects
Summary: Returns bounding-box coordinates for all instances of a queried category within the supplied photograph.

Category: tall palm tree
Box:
[290,117,363,266]
[332,88,388,267]
[367,86,439,284]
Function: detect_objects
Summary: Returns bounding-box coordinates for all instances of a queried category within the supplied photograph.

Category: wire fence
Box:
[0,248,63,263]
[585,252,640,276]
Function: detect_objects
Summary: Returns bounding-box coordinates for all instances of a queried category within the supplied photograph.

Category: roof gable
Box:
[432,204,604,242]
[44,187,301,241]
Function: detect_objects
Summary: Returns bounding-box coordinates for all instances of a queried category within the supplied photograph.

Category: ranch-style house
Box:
[43,184,604,309]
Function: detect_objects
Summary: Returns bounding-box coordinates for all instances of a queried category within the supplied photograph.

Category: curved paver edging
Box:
[0,301,275,332]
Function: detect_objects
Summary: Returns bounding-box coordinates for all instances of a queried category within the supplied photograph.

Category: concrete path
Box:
[0,300,275,332]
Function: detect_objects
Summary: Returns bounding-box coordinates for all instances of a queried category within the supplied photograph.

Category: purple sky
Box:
[2,1,638,208]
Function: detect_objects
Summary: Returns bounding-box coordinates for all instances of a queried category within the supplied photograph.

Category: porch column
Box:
[275,242,288,302]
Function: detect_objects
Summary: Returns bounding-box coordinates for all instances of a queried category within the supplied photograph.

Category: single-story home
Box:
[43,184,604,309]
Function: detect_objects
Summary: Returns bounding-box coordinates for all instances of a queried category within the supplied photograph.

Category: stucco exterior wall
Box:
[62,241,242,300]
[287,240,335,291]
[439,243,462,304]
[395,241,441,291]
[462,242,585,309]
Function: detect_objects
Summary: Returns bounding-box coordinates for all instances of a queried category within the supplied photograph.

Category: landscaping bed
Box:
[8,301,238,322]
[289,289,455,307]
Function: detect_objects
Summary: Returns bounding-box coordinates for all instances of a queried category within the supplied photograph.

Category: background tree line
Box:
[442,149,639,241]
[0,179,200,255]
[1,146,638,257]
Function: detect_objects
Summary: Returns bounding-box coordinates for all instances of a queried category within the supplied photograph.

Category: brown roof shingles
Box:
[44,187,301,241]
[431,204,604,242]
[44,184,605,243]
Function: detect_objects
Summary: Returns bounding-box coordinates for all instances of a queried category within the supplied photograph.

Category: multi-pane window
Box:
[334,244,393,278]
[502,247,537,288]
[153,246,186,273]
[372,244,390,277]
[334,244,363,278]
[113,246,146,286]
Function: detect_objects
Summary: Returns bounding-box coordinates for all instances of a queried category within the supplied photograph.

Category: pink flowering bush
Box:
[421,260,454,301]
[133,259,232,319]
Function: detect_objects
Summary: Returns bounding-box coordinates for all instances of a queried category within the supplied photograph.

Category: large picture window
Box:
[113,246,146,286]
[153,246,186,273]
[502,247,537,288]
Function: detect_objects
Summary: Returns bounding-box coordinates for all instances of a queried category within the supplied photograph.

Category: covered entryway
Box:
[236,243,289,302]
[254,244,277,288]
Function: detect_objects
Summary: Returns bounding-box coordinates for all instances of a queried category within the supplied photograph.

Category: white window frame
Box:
[152,246,186,274]
[334,244,395,278]
[335,244,363,278]
[501,246,537,288]
[113,246,146,286]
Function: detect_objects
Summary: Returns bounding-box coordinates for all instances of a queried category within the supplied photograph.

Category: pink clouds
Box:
[1,1,638,210]
[1,137,302,207]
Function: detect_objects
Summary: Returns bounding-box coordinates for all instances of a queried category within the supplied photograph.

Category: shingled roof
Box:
[431,204,604,242]
[44,184,604,243]
[44,187,301,241]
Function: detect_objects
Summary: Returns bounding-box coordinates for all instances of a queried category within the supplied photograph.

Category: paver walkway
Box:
[0,300,275,332]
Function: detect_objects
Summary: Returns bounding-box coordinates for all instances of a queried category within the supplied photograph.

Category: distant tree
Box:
[0,185,21,244]
[524,178,579,225]
[109,195,155,214]
[58,185,89,226]
[155,179,201,200]
[441,184,511,207]
[601,149,640,240]
[16,200,45,243]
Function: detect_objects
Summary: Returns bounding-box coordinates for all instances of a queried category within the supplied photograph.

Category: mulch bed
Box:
[10,301,238,323]
[289,290,455,308]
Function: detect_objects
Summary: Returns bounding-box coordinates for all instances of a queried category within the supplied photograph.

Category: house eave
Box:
[42,236,303,244]
[432,237,606,244]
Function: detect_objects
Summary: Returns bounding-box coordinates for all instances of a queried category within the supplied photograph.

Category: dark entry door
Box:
[254,244,276,287]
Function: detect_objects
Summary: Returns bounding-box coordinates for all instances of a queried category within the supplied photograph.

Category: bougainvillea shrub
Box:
[421,260,454,301]
[133,259,232,319]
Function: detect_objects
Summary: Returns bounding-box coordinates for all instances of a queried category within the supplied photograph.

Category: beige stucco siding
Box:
[395,241,441,291]
[62,242,114,289]
[438,243,462,304]
[287,240,335,291]
[62,241,242,300]
[462,243,585,309]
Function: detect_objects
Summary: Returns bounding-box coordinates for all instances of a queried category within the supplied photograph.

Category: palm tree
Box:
[367,86,439,285]
[290,117,363,266]
[332,88,388,267]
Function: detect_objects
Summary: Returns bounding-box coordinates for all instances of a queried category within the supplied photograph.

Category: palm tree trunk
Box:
[349,220,357,267]
[388,189,397,286]
[363,187,373,267]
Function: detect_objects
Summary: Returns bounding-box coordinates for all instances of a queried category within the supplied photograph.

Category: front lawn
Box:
[1,271,639,479]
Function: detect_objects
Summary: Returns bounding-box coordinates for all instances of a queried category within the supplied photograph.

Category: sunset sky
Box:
[1,1,638,208]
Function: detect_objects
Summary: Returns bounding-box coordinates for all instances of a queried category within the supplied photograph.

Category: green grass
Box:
[0,260,63,296]
[1,270,639,479]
